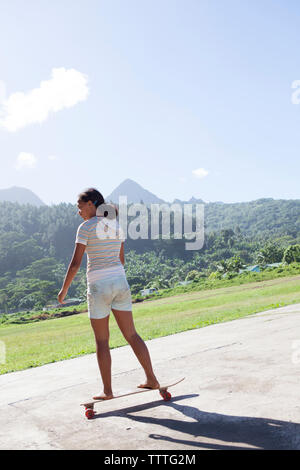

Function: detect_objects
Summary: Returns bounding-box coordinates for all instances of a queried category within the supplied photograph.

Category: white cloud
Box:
[0,68,89,132]
[192,168,209,179]
[15,152,37,170]
[48,155,58,161]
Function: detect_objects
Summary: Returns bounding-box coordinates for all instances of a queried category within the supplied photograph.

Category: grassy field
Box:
[1,273,300,374]
[2,262,300,327]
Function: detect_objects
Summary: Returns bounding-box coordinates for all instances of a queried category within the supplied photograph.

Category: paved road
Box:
[1,304,300,450]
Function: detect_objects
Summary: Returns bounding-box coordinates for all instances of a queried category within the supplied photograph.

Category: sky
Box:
[1,0,300,205]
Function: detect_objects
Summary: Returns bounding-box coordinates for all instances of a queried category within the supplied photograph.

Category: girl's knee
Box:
[95,338,109,348]
[126,331,140,344]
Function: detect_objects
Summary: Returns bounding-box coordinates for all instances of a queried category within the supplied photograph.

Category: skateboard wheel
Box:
[85,408,95,419]
[160,390,171,401]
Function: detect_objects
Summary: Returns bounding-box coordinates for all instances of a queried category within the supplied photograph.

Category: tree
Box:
[0,292,9,314]
[216,259,228,274]
[16,258,66,282]
[283,244,300,264]
[216,256,244,274]
[221,229,235,246]
[256,242,284,266]
[185,270,200,281]
[227,256,244,273]
[208,271,222,280]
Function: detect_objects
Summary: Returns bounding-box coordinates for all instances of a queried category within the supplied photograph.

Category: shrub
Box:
[208,271,222,280]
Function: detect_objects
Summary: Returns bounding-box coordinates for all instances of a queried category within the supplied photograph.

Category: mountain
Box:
[106,178,166,205]
[106,178,208,206]
[0,186,46,206]
[172,196,206,204]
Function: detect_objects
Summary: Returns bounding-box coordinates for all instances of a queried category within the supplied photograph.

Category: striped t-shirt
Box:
[76,216,126,281]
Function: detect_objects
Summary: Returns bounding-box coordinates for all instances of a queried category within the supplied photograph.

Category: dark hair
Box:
[78,188,104,207]
[77,188,118,218]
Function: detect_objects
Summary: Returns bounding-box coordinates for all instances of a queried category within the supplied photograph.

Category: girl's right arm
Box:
[119,242,125,266]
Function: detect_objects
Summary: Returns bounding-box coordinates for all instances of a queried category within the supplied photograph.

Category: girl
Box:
[58,187,159,399]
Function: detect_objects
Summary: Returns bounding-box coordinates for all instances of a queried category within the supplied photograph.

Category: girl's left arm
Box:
[58,243,86,304]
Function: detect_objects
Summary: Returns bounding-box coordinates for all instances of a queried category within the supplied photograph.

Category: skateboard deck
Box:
[81,377,185,419]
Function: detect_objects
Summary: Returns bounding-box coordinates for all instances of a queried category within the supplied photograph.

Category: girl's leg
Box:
[90,316,113,399]
[111,308,159,388]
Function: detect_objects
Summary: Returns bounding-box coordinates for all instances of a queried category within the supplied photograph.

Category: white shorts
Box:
[87,272,132,320]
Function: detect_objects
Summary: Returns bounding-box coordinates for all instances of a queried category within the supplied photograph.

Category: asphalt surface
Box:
[1,303,300,450]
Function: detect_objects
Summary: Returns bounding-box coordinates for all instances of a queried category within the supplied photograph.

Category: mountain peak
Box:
[106,179,165,205]
[0,186,46,206]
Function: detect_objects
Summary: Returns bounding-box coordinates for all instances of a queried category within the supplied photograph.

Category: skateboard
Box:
[81,377,185,419]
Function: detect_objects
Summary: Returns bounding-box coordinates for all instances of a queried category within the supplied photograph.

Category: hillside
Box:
[0,186,46,207]
[0,194,299,313]
[204,198,300,239]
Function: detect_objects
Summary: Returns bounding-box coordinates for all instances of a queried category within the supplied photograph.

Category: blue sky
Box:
[0,0,300,205]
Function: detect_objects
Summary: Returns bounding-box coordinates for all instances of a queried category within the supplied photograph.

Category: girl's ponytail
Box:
[78,187,118,219]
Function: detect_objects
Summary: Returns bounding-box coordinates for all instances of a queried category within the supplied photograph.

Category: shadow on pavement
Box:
[92,394,300,450]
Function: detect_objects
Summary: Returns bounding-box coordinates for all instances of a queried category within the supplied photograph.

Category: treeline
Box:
[0,198,299,312]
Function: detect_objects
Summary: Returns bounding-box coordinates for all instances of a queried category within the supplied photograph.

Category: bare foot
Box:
[92,391,113,400]
[137,379,160,390]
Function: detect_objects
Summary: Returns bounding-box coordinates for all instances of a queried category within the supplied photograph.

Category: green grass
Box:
[1,272,300,374]
[2,262,300,326]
